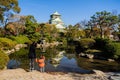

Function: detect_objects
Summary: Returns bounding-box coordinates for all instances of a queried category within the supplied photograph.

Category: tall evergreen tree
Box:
[90,11,118,38]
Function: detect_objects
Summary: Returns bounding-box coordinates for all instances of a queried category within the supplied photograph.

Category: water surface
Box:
[8,47,120,73]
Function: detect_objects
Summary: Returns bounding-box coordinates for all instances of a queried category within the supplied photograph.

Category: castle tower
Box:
[49,11,65,31]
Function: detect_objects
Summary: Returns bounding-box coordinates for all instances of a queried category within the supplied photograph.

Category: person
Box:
[36,55,45,72]
[28,41,37,71]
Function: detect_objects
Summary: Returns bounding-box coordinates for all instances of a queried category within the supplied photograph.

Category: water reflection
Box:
[45,56,90,73]
[76,57,120,72]
[7,59,20,69]
[50,51,64,66]
[8,46,120,73]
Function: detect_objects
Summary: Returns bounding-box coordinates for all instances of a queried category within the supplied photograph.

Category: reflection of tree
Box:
[76,57,94,70]
[64,53,75,60]
[76,56,120,72]
[8,46,120,71]
[65,45,76,59]
[9,48,29,69]
[45,47,58,59]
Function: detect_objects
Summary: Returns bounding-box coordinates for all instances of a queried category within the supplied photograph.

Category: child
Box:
[36,55,45,72]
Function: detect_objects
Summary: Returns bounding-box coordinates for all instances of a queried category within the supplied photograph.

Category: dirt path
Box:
[0,68,108,80]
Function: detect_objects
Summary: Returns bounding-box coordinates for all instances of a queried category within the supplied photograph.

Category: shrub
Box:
[59,38,67,49]
[9,35,30,44]
[0,50,9,69]
[0,42,3,49]
[0,38,17,50]
[117,33,120,40]
[74,38,95,54]
[9,48,28,59]
[79,38,95,49]
[31,32,41,42]
[93,38,120,59]
[106,42,120,59]
[46,36,56,43]
[94,38,118,58]
[94,38,110,51]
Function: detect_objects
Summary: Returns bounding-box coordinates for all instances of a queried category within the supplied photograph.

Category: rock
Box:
[108,59,115,62]
[86,54,94,59]
[15,47,20,51]
[92,69,106,77]
[79,52,86,57]
[92,70,109,80]
[14,44,27,50]
[108,73,120,80]
[10,49,15,53]
[79,53,94,59]
[4,50,11,54]
[22,44,27,47]
[109,75,120,80]
[37,44,41,48]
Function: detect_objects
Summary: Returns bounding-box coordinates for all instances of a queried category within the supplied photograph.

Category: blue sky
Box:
[18,0,120,25]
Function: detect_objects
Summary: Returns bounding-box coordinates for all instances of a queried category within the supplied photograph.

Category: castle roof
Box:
[52,11,61,15]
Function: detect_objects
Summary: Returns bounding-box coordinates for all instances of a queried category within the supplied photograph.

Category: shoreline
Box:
[0,68,120,80]
[0,68,115,80]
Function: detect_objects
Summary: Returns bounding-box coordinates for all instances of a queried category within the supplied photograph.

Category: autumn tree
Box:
[5,15,26,36]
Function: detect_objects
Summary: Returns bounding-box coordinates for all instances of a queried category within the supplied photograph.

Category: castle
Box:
[49,11,66,31]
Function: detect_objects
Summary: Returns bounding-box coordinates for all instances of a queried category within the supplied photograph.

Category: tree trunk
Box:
[100,26,104,38]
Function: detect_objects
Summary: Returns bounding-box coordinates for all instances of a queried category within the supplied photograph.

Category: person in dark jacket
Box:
[28,41,37,71]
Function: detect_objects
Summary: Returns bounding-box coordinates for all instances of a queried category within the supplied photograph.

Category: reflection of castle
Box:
[50,51,65,67]
[49,11,66,31]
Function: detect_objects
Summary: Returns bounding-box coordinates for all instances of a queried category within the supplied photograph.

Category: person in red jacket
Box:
[36,55,45,72]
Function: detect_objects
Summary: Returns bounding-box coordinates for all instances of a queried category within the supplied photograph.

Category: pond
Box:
[7,46,120,73]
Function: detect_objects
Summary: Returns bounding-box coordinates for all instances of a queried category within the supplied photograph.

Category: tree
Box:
[118,14,120,31]
[24,15,39,41]
[85,20,93,38]
[79,20,88,29]
[38,23,59,42]
[66,25,85,41]
[5,22,25,36]
[91,26,101,38]
[5,15,26,36]
[0,0,20,26]
[74,24,85,38]
[0,27,5,37]
[117,14,120,40]
[90,11,118,38]
[84,28,91,38]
